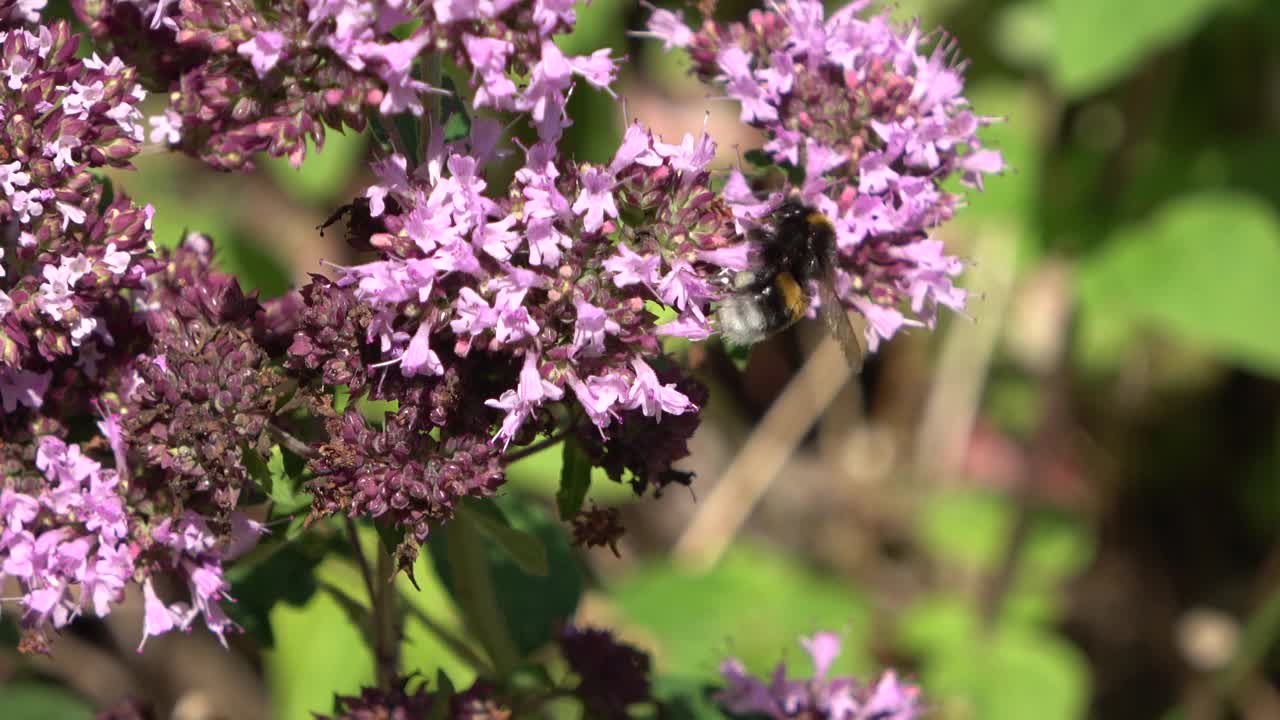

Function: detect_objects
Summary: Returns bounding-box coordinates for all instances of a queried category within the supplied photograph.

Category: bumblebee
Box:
[716,199,865,372]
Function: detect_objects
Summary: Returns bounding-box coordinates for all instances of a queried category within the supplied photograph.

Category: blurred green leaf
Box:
[555,0,626,57]
[263,130,368,206]
[507,438,636,505]
[611,544,873,680]
[440,76,473,143]
[898,597,1089,720]
[948,630,1088,720]
[1077,192,1280,376]
[953,81,1044,266]
[225,536,327,646]
[651,676,730,720]
[215,232,292,298]
[1050,0,1228,97]
[917,489,1093,585]
[457,498,550,577]
[0,683,93,720]
[266,559,375,720]
[557,437,593,520]
[992,2,1054,69]
[430,496,583,657]
[1,614,17,647]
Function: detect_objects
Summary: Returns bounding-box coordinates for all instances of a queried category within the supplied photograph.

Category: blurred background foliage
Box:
[5,0,1280,718]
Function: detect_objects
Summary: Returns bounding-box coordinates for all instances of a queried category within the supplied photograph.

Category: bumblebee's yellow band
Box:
[805,212,835,232]
[775,271,809,322]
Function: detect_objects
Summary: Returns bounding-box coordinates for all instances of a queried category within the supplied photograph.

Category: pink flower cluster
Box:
[336,119,743,450]
[0,435,256,651]
[647,0,1004,349]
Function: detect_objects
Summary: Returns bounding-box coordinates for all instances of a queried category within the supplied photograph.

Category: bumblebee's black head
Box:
[773,199,811,223]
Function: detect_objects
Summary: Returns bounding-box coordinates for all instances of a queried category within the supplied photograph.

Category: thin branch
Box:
[269,422,317,460]
[346,519,397,689]
[503,430,570,465]
[673,334,859,571]
[374,541,402,689]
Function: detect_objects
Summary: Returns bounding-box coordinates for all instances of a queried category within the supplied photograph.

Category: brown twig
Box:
[673,334,859,571]
[269,422,317,460]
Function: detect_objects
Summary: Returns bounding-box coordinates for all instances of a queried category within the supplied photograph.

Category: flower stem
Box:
[346,518,399,690]
[445,512,522,677]
[502,430,570,465]
[269,421,317,460]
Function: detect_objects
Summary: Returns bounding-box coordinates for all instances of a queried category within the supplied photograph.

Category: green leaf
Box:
[898,597,1089,720]
[429,496,583,657]
[556,437,592,520]
[245,445,312,515]
[916,489,1093,587]
[644,300,679,325]
[224,537,327,646]
[456,498,549,577]
[0,614,17,648]
[333,384,351,413]
[555,0,627,57]
[263,130,368,206]
[612,544,873,680]
[1050,0,1228,97]
[440,76,472,143]
[215,233,292,298]
[0,683,93,720]
[1077,192,1280,376]
[506,435,636,505]
[265,559,375,720]
[651,677,730,720]
[938,629,1088,720]
[426,670,455,720]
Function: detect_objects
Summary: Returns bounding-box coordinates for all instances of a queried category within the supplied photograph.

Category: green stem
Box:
[446,512,522,677]
[346,519,399,690]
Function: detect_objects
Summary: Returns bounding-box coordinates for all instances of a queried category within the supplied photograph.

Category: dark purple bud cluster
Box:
[571,503,625,556]
[556,624,653,720]
[308,410,504,547]
[316,674,511,720]
[121,236,284,513]
[286,274,376,396]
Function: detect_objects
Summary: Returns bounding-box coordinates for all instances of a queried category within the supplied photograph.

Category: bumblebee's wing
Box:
[816,264,865,374]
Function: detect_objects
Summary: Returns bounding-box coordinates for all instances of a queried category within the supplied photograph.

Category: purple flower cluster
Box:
[0,1,44,28]
[74,0,617,169]
[0,434,257,652]
[0,21,155,413]
[646,0,1003,349]
[298,117,741,542]
[342,119,740,443]
[718,631,923,720]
